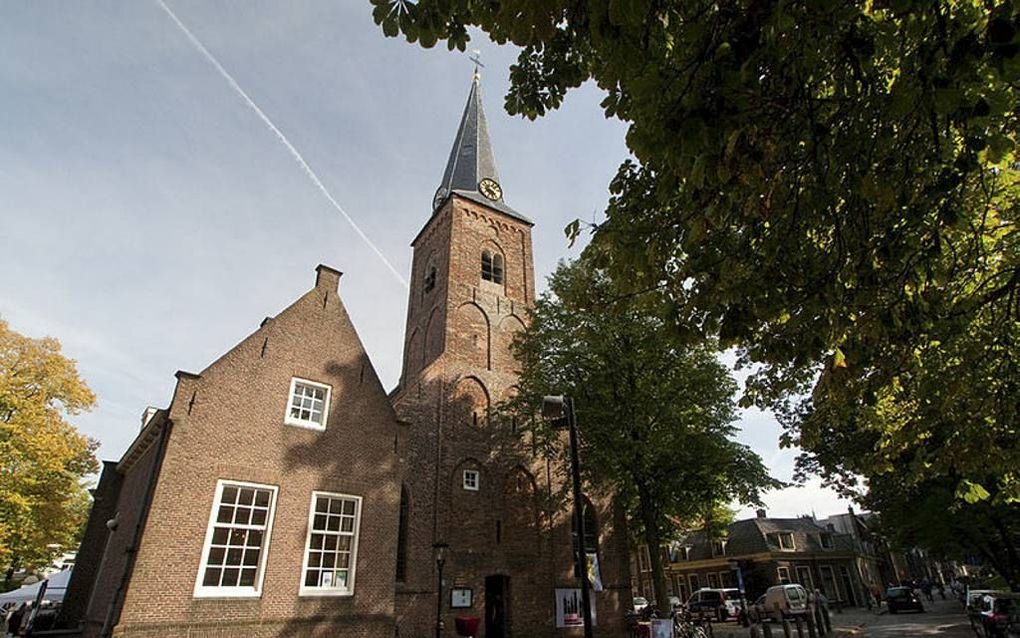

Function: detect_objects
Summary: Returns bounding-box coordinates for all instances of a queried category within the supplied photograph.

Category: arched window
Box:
[481,251,494,281]
[492,253,504,284]
[424,265,437,294]
[395,485,410,581]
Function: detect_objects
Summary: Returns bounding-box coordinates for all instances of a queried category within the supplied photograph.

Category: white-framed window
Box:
[777,566,791,583]
[638,546,651,572]
[285,378,331,430]
[299,492,362,596]
[669,543,690,562]
[194,480,278,598]
[796,566,814,589]
[770,531,796,551]
[819,533,834,550]
[463,469,480,491]
[712,539,727,557]
[688,573,700,592]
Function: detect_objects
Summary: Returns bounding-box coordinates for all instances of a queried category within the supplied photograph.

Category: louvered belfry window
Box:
[482,251,504,284]
[481,250,494,281]
[492,253,504,284]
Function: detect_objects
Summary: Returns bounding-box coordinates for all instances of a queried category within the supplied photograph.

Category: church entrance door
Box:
[485,574,510,638]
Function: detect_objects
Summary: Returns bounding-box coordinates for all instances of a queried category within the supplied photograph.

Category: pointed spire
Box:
[433,74,502,210]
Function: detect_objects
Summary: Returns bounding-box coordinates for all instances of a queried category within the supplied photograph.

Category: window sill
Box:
[193,589,263,599]
[298,588,355,598]
[284,417,326,431]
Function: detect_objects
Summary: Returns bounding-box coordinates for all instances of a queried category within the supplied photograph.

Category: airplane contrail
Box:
[155,0,409,289]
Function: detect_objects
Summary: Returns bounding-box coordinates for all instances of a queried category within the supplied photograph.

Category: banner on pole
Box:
[587,552,604,592]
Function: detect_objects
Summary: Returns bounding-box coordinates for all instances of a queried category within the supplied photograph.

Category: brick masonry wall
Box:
[86,267,402,638]
[59,460,123,629]
[82,425,165,636]
[393,196,630,638]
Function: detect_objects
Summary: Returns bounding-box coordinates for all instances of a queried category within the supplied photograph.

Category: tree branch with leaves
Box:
[0,319,98,584]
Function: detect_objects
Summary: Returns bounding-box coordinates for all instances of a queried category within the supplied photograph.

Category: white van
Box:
[761,584,809,621]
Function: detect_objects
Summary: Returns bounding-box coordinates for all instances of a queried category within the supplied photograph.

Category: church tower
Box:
[392,73,629,638]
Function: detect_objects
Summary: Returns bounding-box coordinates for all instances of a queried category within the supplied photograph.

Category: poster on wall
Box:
[450,588,472,608]
[554,588,597,628]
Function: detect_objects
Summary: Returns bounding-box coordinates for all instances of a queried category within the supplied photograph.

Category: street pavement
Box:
[830,598,976,637]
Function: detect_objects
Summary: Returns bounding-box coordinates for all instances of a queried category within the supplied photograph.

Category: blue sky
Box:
[0,1,853,520]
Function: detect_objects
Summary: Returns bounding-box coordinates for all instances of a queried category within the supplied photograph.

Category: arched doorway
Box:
[485,574,510,638]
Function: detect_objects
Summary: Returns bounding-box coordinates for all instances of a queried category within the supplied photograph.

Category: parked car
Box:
[753,584,809,622]
[687,588,741,621]
[973,592,1020,637]
[885,586,925,613]
[633,596,650,614]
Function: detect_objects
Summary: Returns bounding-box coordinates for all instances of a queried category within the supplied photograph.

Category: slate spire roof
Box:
[432,72,532,224]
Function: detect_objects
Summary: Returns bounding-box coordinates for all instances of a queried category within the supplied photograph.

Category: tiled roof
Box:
[670,516,854,562]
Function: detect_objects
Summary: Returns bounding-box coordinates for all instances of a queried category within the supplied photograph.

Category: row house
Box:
[635,510,865,606]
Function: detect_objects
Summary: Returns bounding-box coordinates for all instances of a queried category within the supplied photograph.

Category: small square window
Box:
[285,378,331,430]
[463,470,480,491]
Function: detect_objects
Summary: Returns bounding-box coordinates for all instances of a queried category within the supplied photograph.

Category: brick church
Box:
[59,73,631,638]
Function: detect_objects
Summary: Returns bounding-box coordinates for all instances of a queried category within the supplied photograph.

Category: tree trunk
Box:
[637,482,670,613]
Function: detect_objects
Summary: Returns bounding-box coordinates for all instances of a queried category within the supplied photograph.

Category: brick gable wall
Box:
[82,267,402,638]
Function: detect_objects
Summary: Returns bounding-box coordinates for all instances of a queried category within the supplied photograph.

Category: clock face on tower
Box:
[478,178,502,201]
[433,187,448,211]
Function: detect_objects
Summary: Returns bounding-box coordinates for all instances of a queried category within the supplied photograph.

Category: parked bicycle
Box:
[673,608,711,638]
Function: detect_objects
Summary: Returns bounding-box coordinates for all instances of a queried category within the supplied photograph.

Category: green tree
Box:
[372,0,1020,567]
[865,477,1020,591]
[0,319,98,583]
[509,251,780,610]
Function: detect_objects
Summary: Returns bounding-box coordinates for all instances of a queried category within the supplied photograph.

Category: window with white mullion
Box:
[285,378,331,430]
[300,492,361,596]
[194,481,277,598]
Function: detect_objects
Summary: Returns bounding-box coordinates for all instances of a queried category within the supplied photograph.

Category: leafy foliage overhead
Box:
[373,0,1020,506]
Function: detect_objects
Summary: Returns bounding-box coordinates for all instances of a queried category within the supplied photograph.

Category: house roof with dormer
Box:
[667,516,855,564]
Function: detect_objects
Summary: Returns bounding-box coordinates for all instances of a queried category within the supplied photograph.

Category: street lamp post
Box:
[729,559,748,625]
[543,395,594,638]
[433,542,449,638]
